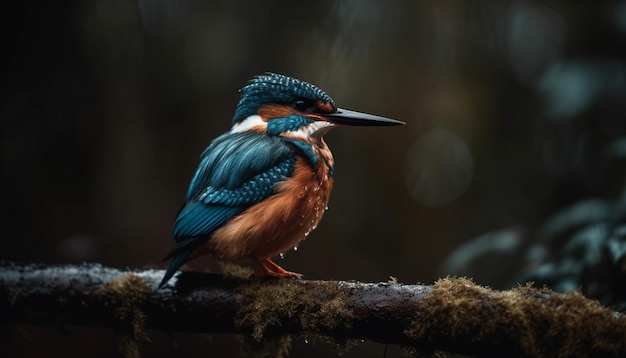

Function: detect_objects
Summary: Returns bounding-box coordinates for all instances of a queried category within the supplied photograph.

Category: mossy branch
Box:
[1,261,625,357]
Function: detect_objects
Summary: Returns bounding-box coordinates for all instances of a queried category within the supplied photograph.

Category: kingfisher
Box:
[159,73,404,288]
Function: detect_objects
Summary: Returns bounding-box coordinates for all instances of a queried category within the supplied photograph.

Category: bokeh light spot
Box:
[501,1,564,82]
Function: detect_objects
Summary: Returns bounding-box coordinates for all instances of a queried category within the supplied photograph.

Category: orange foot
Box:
[253,257,303,278]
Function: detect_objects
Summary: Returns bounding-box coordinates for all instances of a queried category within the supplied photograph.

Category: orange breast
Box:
[206,155,333,261]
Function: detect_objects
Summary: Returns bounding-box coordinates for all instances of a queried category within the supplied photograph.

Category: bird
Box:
[159,73,404,288]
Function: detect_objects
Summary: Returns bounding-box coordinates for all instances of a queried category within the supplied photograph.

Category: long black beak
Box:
[322,108,405,126]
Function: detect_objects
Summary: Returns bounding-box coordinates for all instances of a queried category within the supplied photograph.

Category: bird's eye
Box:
[294,100,317,113]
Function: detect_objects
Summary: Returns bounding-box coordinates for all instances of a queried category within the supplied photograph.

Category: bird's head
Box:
[231,73,404,141]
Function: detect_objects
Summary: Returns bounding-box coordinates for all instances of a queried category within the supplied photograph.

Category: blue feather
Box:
[197,157,296,206]
[267,114,314,135]
[186,131,293,200]
[159,248,192,288]
[281,137,319,169]
[172,203,242,239]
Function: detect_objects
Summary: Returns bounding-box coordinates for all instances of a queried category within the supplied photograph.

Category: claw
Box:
[253,257,303,278]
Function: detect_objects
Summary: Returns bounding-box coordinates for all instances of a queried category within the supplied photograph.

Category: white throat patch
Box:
[231,115,266,133]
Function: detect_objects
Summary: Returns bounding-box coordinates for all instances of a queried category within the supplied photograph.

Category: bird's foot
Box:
[253,257,304,279]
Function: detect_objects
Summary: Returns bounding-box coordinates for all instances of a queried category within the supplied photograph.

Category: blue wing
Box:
[160,131,296,287]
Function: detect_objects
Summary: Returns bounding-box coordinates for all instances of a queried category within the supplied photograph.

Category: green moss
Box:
[235,280,304,341]
[301,281,353,332]
[234,279,356,356]
[405,277,626,357]
[97,274,152,358]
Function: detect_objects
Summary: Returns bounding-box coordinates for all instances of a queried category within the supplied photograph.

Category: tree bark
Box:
[1,261,625,357]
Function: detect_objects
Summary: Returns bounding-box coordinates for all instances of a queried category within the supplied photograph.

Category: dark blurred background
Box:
[2,0,626,357]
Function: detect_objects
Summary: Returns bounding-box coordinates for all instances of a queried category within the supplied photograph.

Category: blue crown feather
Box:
[232,73,336,124]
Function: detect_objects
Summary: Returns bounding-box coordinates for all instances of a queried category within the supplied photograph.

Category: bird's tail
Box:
[159,249,192,288]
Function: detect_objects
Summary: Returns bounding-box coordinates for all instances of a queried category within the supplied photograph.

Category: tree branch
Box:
[1,261,625,357]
